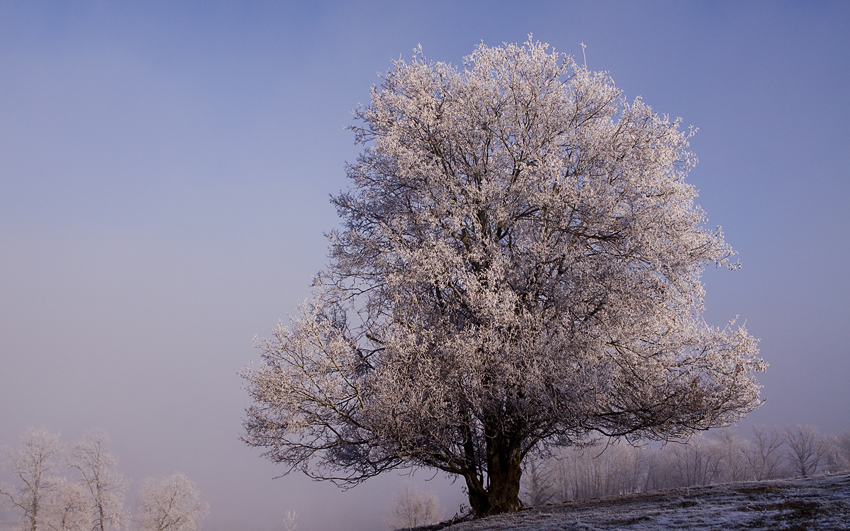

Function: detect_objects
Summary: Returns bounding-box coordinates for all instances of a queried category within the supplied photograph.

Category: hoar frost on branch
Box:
[242,38,765,517]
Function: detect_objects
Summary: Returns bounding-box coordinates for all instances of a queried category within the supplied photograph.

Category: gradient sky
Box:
[1,2,848,530]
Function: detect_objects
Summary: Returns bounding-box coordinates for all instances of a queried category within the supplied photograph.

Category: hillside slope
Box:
[439,473,850,530]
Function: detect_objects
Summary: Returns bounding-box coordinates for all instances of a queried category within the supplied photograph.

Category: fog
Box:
[1,2,848,530]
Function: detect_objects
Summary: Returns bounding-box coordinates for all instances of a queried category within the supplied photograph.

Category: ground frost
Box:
[423,473,850,530]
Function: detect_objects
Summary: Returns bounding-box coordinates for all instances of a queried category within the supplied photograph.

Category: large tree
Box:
[242,39,765,517]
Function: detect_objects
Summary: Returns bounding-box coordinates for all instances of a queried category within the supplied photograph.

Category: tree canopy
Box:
[242,39,764,517]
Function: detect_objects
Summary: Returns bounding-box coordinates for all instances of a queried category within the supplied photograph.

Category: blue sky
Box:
[1,2,849,530]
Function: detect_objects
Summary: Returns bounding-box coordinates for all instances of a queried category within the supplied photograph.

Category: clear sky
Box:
[1,2,848,530]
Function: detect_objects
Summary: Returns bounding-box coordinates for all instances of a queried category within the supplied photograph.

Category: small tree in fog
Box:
[0,427,63,531]
[68,429,126,531]
[670,435,725,487]
[713,430,751,483]
[826,432,850,472]
[553,440,646,500]
[384,483,441,531]
[136,473,208,531]
[747,426,785,480]
[785,425,825,477]
[520,457,555,506]
[282,510,298,531]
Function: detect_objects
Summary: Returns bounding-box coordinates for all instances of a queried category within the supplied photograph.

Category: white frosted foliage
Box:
[243,38,764,517]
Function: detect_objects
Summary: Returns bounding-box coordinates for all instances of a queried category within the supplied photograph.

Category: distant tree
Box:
[713,430,751,483]
[43,479,90,531]
[0,427,63,531]
[785,424,826,477]
[670,435,725,487]
[746,425,785,480]
[67,430,125,531]
[829,431,850,472]
[243,38,765,516]
[602,443,646,496]
[136,474,208,531]
[554,440,647,500]
[785,425,825,477]
[644,448,676,492]
[520,456,555,506]
[384,483,441,531]
[563,444,612,500]
[550,454,573,503]
[281,509,298,531]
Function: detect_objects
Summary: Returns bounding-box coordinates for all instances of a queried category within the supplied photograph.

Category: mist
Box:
[2,2,849,530]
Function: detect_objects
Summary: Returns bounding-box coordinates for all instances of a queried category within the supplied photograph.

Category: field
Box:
[433,473,850,530]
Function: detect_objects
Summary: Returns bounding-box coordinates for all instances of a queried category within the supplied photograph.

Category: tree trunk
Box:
[464,435,524,517]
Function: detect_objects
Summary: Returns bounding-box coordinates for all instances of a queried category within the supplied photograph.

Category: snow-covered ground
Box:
[438,473,850,530]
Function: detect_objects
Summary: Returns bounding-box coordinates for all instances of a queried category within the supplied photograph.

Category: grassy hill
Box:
[431,473,850,530]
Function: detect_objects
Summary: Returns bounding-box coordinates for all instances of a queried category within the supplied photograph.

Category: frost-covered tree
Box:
[747,425,785,480]
[713,429,751,483]
[242,38,765,516]
[282,509,298,531]
[828,431,850,472]
[0,427,63,531]
[553,440,648,500]
[136,473,208,531]
[43,479,91,531]
[384,483,442,531]
[67,430,125,531]
[667,435,724,487]
[785,424,825,477]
